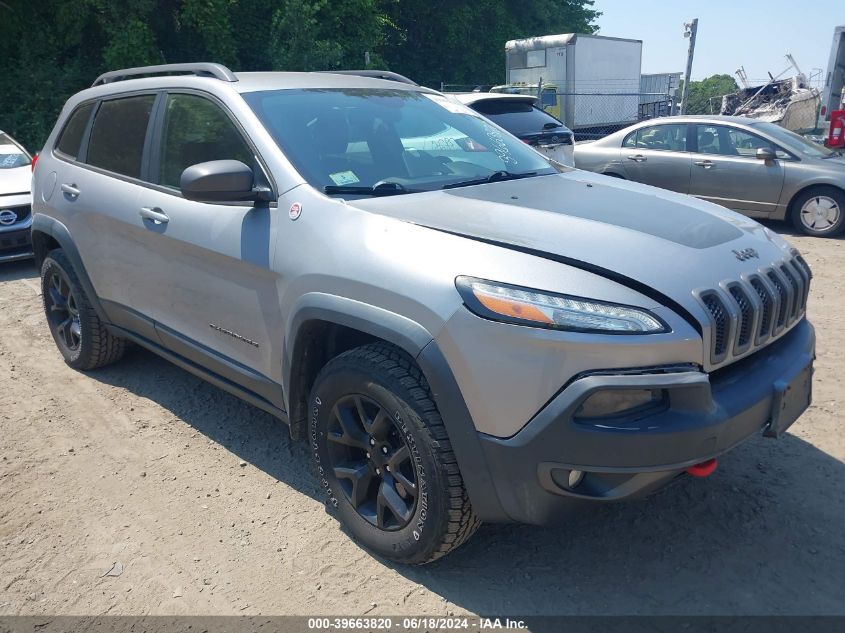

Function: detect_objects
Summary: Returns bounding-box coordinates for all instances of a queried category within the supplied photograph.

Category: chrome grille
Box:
[748,277,774,342]
[728,285,753,348]
[767,270,789,330]
[698,251,810,368]
[0,204,30,224]
[702,293,729,358]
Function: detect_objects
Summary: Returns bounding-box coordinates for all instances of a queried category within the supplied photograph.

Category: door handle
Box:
[627,154,647,162]
[61,183,80,197]
[139,206,169,224]
[694,160,714,169]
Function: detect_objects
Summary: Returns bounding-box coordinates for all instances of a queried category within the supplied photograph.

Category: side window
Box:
[158,94,254,189]
[696,125,723,154]
[55,102,95,159]
[696,124,789,158]
[87,95,156,178]
[623,124,687,151]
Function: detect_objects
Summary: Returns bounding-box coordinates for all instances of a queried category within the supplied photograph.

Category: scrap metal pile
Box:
[720,76,820,131]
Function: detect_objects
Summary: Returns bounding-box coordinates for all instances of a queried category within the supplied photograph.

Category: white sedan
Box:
[0,130,34,262]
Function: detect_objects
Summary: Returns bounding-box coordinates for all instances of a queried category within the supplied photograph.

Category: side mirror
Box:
[181,160,269,203]
[756,147,776,161]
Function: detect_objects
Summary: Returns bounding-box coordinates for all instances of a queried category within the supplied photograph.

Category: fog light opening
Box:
[567,469,585,489]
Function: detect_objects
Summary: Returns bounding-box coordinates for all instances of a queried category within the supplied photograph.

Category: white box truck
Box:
[501,33,642,135]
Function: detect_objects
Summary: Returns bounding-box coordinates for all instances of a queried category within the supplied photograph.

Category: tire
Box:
[41,249,126,370]
[789,186,845,237]
[309,343,480,564]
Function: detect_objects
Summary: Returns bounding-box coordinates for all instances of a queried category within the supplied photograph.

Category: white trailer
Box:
[504,33,642,132]
[821,25,845,121]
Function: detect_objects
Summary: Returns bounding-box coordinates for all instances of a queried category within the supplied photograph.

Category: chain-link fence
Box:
[538,92,675,140]
[438,86,674,140]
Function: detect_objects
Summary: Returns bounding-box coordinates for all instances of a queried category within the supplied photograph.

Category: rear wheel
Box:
[41,249,126,370]
[309,343,480,564]
[790,186,845,236]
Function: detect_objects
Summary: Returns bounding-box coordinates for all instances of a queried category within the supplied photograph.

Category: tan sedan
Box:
[575,115,845,236]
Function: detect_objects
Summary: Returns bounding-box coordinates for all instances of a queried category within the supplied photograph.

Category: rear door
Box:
[619,123,692,193]
[688,124,786,217]
[132,91,284,404]
[50,93,160,339]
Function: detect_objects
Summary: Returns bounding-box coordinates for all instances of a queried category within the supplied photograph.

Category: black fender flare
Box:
[31,213,110,323]
[283,293,509,522]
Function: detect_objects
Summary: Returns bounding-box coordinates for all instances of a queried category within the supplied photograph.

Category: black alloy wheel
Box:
[326,394,418,531]
[45,268,82,353]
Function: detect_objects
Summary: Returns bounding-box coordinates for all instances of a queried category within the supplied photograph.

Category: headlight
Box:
[455,277,668,334]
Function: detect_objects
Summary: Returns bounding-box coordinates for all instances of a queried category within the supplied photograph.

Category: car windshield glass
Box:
[0,134,30,169]
[243,88,555,195]
[469,99,567,137]
[750,122,834,158]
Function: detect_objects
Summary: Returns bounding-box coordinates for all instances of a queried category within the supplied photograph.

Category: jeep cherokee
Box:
[31,63,815,564]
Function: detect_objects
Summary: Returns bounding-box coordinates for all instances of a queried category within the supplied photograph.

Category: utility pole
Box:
[679,18,698,115]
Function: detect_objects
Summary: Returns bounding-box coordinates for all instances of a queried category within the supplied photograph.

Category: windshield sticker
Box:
[483,127,518,166]
[329,171,360,185]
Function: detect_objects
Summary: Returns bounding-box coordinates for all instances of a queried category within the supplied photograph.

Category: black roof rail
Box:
[92,63,237,87]
[318,70,418,86]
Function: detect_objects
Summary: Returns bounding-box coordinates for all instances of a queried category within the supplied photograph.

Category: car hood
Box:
[0,166,31,196]
[349,171,796,321]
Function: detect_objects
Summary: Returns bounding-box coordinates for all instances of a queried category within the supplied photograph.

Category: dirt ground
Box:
[1,221,844,617]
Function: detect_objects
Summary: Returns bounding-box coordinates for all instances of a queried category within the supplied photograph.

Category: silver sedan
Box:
[575,115,845,236]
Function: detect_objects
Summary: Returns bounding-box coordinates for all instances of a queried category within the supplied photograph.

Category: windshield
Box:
[750,122,835,158]
[243,88,555,195]
[469,100,569,137]
[0,133,30,169]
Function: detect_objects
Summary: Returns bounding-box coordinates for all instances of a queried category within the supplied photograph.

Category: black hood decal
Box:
[443,177,743,249]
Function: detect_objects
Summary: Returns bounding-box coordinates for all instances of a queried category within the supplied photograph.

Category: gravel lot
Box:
[1,222,844,617]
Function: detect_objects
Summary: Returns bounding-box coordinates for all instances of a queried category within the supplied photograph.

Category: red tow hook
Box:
[686,458,717,478]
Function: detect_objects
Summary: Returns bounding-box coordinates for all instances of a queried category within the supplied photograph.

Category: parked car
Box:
[0,130,34,262]
[32,64,815,564]
[575,115,845,236]
[451,93,575,166]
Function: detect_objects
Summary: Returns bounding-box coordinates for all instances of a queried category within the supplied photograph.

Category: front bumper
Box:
[477,318,815,525]
[0,215,34,262]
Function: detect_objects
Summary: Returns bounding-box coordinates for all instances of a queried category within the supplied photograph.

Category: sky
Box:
[593,0,842,86]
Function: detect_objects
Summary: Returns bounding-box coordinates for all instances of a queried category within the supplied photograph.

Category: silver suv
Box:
[32,64,816,564]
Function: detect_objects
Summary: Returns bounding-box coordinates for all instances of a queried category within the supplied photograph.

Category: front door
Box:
[688,124,786,217]
[134,92,285,404]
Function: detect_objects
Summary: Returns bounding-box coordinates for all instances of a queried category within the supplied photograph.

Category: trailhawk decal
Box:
[208,323,259,348]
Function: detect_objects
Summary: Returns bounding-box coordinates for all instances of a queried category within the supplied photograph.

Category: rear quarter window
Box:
[470,100,565,137]
[86,95,156,179]
[55,103,95,159]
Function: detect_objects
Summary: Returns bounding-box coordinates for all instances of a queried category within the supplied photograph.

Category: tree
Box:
[0,0,600,151]
[682,74,740,115]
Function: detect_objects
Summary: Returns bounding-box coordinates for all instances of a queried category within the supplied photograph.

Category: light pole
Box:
[679,18,698,115]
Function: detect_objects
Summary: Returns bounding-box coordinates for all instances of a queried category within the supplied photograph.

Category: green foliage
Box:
[0,0,599,151]
[682,74,740,115]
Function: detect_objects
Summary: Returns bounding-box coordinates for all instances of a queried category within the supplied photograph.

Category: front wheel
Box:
[790,186,845,236]
[309,343,480,564]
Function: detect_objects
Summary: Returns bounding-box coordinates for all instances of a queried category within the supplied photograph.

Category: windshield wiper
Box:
[442,170,540,190]
[822,150,843,159]
[324,181,418,196]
